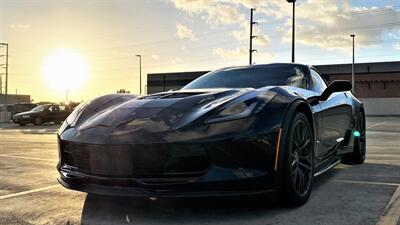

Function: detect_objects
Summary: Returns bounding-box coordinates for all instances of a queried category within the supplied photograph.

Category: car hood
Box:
[75,88,266,133]
[13,111,37,117]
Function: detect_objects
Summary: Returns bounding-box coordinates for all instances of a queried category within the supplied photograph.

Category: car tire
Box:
[34,117,43,126]
[18,123,26,126]
[280,112,314,206]
[342,111,366,164]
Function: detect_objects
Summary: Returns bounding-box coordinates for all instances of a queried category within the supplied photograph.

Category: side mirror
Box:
[308,80,351,105]
[320,80,351,101]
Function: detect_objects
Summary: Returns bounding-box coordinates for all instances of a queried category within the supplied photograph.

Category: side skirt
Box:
[314,160,341,177]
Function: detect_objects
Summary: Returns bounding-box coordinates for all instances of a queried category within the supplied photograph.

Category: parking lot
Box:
[0,117,399,225]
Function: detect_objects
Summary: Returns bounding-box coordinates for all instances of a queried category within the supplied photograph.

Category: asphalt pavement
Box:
[0,118,399,225]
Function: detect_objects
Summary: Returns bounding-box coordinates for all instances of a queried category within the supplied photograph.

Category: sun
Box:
[42,48,88,91]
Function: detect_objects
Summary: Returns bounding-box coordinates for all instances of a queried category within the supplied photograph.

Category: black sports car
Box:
[57,63,365,205]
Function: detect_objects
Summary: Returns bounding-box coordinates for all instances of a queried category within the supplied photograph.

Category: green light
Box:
[353,130,361,137]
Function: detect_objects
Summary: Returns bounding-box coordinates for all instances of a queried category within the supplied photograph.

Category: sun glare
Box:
[42,48,88,92]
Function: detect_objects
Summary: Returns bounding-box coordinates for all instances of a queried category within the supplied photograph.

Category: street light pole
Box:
[287,0,296,63]
[0,43,8,109]
[350,34,355,94]
[136,55,142,95]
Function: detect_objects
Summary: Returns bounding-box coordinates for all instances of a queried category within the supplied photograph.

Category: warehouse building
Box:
[147,61,400,115]
[0,94,31,105]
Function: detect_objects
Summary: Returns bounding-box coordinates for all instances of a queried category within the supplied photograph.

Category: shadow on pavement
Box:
[79,167,339,225]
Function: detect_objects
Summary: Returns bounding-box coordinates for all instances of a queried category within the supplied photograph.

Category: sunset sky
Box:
[0,0,399,102]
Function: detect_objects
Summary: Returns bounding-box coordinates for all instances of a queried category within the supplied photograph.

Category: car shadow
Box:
[79,168,339,225]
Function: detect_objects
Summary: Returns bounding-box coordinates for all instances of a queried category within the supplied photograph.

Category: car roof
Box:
[217,63,310,72]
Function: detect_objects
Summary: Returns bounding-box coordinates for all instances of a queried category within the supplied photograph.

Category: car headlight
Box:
[205,101,260,124]
[65,101,87,126]
[205,91,276,124]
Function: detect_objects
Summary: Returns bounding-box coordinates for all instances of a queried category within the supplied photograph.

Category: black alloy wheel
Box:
[281,112,314,205]
[34,117,43,126]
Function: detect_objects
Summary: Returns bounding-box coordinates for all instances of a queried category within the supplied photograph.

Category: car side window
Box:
[310,69,327,95]
[287,66,307,89]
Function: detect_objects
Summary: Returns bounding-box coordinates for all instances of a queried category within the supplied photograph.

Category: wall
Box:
[360,98,400,116]
[0,94,30,105]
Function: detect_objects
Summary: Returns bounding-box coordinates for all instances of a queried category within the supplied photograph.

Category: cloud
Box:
[214,47,273,63]
[10,23,30,32]
[214,47,248,60]
[170,57,183,64]
[251,0,400,51]
[176,23,195,40]
[171,0,400,52]
[394,43,400,50]
[151,54,160,60]
[171,0,246,26]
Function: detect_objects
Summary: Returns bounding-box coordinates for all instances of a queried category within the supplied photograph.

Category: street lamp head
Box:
[136,55,141,57]
[287,0,296,2]
[350,34,355,37]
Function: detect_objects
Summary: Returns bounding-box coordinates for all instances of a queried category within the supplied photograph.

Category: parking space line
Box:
[376,186,400,225]
[0,185,60,200]
[0,155,56,162]
[367,122,385,129]
[0,151,51,156]
[333,179,400,186]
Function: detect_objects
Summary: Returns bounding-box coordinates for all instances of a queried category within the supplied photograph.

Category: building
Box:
[0,94,31,105]
[147,61,400,115]
[0,94,31,122]
[147,71,209,94]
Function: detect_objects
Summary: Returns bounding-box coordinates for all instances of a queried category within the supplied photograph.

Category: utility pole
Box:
[287,0,296,63]
[136,55,142,94]
[350,34,355,94]
[66,89,69,102]
[0,43,8,109]
[249,8,257,65]
[0,76,2,94]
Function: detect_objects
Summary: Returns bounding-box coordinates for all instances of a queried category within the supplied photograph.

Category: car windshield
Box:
[182,64,307,90]
[31,105,50,112]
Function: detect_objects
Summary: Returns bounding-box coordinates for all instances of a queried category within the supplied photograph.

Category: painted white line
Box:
[367,122,385,129]
[0,151,50,156]
[0,155,56,162]
[0,185,60,200]
[334,179,400,187]
[376,185,400,225]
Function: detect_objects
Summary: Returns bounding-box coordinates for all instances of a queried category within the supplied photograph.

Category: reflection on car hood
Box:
[76,88,259,132]
[13,111,37,117]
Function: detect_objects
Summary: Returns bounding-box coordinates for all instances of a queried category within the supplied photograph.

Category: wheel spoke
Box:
[299,138,311,152]
[290,118,314,195]
[296,124,303,146]
[298,170,305,193]
[298,161,312,171]
[299,152,312,161]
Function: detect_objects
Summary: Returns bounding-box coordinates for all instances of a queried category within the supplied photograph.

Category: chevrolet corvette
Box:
[57,63,366,205]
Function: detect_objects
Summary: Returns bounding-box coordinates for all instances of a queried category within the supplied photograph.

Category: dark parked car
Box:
[12,104,73,126]
[57,63,365,205]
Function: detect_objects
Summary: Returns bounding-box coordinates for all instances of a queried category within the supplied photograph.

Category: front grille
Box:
[60,141,210,178]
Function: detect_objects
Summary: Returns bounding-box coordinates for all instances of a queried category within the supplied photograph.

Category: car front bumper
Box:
[57,133,280,197]
[12,117,31,124]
